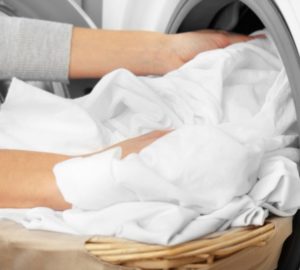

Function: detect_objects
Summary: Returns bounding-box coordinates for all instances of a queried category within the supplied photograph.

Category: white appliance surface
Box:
[6,0,91,27]
[274,0,300,56]
[102,0,300,58]
[102,0,181,31]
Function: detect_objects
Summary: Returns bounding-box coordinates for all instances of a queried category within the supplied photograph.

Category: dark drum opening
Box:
[177,0,264,35]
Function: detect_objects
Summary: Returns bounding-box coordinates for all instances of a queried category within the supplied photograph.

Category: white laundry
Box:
[0,33,300,245]
[55,125,263,212]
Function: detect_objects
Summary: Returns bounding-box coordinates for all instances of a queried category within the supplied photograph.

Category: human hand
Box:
[104,130,171,159]
[70,28,258,78]
[163,30,256,72]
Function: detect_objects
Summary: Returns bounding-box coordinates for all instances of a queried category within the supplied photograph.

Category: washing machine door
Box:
[102,0,246,32]
[107,0,300,132]
[241,0,300,131]
[273,0,300,55]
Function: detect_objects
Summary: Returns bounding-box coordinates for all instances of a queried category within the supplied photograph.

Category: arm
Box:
[69,28,253,78]
[0,150,70,210]
[0,131,169,210]
[0,16,252,81]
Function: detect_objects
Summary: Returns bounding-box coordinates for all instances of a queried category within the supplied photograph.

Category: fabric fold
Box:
[54,147,137,210]
[0,32,299,245]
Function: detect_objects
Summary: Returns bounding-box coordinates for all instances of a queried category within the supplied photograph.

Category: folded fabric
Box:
[54,124,263,212]
[0,32,300,245]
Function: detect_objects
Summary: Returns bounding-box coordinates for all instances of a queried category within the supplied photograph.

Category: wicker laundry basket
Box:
[0,217,291,270]
[85,217,291,270]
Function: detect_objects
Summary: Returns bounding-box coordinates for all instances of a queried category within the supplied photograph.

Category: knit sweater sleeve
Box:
[0,16,73,82]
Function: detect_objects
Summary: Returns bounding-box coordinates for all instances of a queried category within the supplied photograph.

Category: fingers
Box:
[225,31,267,45]
[251,34,267,39]
[197,30,266,47]
[104,129,173,159]
[145,130,173,139]
[225,33,253,45]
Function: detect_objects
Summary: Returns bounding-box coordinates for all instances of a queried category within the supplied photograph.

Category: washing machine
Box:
[1,0,300,268]
[102,0,300,126]
[103,1,300,269]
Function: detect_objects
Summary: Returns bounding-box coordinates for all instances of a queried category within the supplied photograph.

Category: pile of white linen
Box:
[0,33,300,245]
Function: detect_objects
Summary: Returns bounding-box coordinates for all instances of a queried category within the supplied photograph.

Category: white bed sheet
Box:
[0,33,299,245]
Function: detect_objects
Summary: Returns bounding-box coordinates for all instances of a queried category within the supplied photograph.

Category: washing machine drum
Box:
[163,0,300,132]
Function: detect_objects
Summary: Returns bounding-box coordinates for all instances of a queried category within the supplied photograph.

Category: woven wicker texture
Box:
[85,222,275,269]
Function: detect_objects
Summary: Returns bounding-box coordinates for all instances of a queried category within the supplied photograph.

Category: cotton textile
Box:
[0,34,299,245]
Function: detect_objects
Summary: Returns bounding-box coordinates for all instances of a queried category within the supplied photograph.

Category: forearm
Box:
[0,131,168,210]
[68,28,253,79]
[0,150,71,210]
[69,28,177,78]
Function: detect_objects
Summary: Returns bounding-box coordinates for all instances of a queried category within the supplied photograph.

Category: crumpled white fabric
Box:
[0,32,300,245]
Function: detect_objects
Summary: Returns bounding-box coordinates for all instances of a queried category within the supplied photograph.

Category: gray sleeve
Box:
[0,16,73,82]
